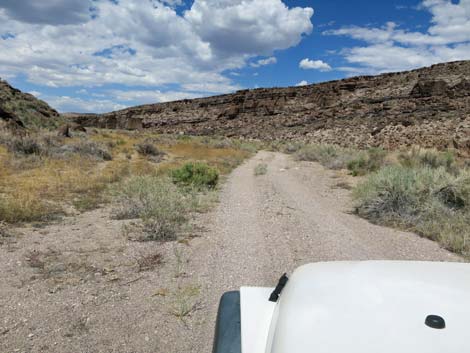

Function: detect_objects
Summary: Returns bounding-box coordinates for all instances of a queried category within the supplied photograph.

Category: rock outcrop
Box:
[0,79,60,129]
[73,60,470,154]
[0,106,25,130]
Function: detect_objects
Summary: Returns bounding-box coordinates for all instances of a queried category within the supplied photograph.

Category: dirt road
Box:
[184,151,461,352]
[0,152,461,353]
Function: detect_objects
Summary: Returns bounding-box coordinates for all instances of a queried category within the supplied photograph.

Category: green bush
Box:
[353,165,470,256]
[347,148,386,176]
[112,176,188,241]
[171,162,219,189]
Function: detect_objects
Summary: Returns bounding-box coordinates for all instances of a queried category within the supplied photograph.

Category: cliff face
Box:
[0,79,61,129]
[74,61,470,154]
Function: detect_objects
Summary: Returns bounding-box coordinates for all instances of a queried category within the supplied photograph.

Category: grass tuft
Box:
[254,163,268,176]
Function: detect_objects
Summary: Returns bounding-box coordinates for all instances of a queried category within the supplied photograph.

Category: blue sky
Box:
[0,0,469,113]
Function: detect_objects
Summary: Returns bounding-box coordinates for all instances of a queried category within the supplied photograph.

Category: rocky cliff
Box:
[0,79,60,129]
[74,61,470,153]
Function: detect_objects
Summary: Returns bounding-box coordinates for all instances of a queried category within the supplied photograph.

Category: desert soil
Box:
[0,151,462,353]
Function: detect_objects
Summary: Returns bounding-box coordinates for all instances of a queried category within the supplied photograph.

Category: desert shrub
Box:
[282,141,305,154]
[399,148,456,173]
[434,173,470,210]
[0,221,11,239]
[200,137,234,149]
[268,140,305,154]
[112,176,188,241]
[0,130,10,145]
[354,165,470,256]
[295,144,358,170]
[254,163,268,176]
[347,148,387,176]
[136,252,163,272]
[73,193,106,212]
[40,131,64,148]
[61,140,112,161]
[134,141,164,157]
[171,162,219,189]
[6,136,44,155]
[230,140,260,154]
[354,166,441,221]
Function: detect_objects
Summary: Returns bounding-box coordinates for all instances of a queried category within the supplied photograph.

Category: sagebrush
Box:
[354,165,470,256]
[112,176,188,241]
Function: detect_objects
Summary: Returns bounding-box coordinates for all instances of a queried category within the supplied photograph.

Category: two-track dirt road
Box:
[0,151,461,353]
[184,151,461,352]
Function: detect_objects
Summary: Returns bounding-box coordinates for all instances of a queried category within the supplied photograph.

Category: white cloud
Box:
[109,90,203,105]
[325,0,470,73]
[44,95,127,114]
[186,0,314,56]
[181,82,241,93]
[0,0,314,93]
[296,80,308,86]
[299,58,332,71]
[250,57,277,68]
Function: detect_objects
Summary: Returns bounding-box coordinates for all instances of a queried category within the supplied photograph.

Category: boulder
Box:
[410,80,449,98]
[57,123,86,137]
[221,106,240,120]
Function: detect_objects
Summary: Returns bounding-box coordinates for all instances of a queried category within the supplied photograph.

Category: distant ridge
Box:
[72,61,470,154]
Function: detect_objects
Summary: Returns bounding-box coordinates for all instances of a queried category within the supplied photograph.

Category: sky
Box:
[0,0,469,113]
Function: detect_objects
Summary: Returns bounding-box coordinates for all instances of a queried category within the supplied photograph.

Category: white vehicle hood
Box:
[269,261,470,353]
[242,261,470,353]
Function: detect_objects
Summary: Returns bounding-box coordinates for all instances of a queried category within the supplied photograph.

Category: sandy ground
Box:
[0,151,462,353]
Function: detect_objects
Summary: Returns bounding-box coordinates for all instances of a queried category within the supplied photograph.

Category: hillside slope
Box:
[74,61,470,154]
[0,79,61,129]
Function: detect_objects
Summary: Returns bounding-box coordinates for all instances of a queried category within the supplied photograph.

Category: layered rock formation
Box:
[74,60,470,154]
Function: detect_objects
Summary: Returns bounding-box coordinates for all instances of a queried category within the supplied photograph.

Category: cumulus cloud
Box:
[186,0,313,56]
[299,58,332,71]
[325,0,470,73]
[250,57,277,68]
[296,80,308,86]
[0,0,314,112]
[0,0,313,80]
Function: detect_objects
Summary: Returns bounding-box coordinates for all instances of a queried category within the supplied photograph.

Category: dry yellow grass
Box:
[0,130,254,223]
[162,142,250,174]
